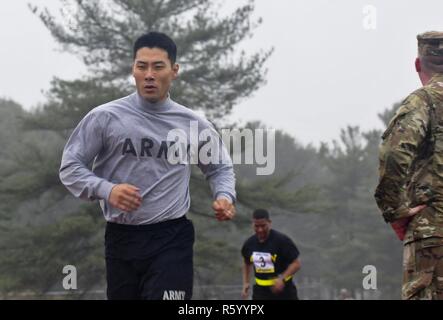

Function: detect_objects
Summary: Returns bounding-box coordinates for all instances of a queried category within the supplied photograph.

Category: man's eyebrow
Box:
[135,60,167,65]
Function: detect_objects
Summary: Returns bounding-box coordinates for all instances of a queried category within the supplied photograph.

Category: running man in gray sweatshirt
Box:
[59,32,236,300]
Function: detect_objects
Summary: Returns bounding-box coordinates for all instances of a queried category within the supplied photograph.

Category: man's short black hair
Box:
[253,209,270,220]
[133,32,177,64]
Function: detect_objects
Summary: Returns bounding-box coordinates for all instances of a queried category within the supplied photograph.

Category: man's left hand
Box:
[212,198,236,221]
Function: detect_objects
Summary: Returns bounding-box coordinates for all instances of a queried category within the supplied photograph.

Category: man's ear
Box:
[131,62,137,77]
[415,57,422,73]
[172,63,180,79]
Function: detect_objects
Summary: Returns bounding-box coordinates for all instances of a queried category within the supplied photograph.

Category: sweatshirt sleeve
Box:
[197,120,237,204]
[59,110,115,201]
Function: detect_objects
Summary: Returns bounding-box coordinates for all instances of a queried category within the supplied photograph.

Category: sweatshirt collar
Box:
[134,92,172,112]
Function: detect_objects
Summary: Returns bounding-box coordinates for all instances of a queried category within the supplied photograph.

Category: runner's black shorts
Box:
[252,282,299,300]
[105,216,194,300]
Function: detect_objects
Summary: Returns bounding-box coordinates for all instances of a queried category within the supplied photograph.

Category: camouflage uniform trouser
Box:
[402,239,443,300]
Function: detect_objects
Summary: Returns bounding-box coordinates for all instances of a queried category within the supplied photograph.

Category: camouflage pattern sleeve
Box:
[375,93,430,223]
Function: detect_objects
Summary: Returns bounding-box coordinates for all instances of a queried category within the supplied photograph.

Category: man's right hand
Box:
[391,204,427,241]
[108,184,142,213]
[408,204,427,217]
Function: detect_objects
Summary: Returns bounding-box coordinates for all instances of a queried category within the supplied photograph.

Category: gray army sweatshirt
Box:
[59,92,236,225]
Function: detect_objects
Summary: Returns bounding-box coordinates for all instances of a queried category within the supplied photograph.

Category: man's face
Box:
[132,47,179,103]
[253,218,271,242]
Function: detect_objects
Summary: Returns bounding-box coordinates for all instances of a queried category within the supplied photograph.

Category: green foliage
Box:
[0,204,105,298]
[314,125,402,298]
[23,78,129,132]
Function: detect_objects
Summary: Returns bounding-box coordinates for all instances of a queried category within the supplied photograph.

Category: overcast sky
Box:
[1,0,443,146]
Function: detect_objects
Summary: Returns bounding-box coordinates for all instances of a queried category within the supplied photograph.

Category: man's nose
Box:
[144,68,155,81]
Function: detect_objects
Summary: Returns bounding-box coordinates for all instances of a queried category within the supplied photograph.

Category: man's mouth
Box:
[144,84,157,92]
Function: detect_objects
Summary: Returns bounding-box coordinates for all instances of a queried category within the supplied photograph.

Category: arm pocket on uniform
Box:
[382,111,410,140]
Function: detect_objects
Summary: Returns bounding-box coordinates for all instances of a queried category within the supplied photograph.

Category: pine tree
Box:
[29,0,272,120]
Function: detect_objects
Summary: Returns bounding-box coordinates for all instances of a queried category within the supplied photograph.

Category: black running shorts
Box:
[105,216,194,300]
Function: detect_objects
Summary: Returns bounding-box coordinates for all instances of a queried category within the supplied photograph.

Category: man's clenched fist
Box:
[109,184,142,213]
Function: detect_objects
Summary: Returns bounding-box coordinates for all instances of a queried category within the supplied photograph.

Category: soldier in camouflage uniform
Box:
[375,31,443,300]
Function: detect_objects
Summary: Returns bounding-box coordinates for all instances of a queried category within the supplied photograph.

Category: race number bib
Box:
[252,252,275,274]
